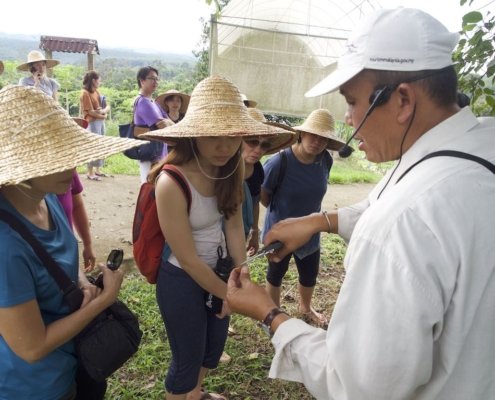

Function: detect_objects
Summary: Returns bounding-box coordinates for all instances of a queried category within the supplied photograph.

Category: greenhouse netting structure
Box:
[210,0,381,119]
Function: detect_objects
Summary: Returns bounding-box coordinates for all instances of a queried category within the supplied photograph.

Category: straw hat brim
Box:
[17,59,60,71]
[1,126,146,186]
[142,104,289,143]
[263,122,297,154]
[156,92,190,114]
[0,61,4,75]
[293,126,346,151]
[0,86,146,186]
[244,99,258,108]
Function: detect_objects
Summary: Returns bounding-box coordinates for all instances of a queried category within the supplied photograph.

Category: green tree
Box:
[454,0,495,115]
[54,64,85,112]
[194,0,231,81]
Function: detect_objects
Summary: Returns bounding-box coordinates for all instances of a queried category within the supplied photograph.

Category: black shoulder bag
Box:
[119,95,163,162]
[0,210,142,382]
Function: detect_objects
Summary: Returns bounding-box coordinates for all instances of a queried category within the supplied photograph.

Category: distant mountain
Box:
[0,32,196,65]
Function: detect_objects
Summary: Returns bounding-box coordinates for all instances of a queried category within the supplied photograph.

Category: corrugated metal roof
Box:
[39,36,99,55]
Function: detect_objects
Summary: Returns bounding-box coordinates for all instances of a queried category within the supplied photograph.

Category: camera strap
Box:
[0,209,84,311]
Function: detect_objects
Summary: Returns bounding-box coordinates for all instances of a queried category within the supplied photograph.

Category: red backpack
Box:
[132,164,191,283]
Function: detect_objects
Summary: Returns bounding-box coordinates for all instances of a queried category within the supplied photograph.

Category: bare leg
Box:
[185,367,208,400]
[266,282,281,308]
[298,284,327,326]
[165,367,208,400]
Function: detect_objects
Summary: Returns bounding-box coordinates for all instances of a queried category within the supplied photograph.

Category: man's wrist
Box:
[322,211,332,233]
[261,307,289,336]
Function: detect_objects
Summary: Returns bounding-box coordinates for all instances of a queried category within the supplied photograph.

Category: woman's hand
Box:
[79,282,100,308]
[82,245,96,272]
[216,300,232,319]
[246,230,259,256]
[155,118,175,129]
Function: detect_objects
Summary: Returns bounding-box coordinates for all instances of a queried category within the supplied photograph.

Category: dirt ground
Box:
[80,174,374,266]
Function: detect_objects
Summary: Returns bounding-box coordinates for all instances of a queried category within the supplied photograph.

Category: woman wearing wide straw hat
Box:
[17,50,60,100]
[143,75,288,400]
[242,107,296,254]
[156,89,190,123]
[261,108,345,327]
[0,85,142,400]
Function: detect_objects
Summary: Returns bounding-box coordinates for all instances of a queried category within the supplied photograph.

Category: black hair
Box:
[366,66,458,108]
[137,66,159,89]
[82,70,100,92]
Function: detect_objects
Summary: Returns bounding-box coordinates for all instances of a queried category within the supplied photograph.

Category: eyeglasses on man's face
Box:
[244,139,271,151]
[145,77,160,82]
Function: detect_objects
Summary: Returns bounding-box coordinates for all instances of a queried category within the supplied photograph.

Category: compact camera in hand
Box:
[91,248,124,289]
[205,247,234,314]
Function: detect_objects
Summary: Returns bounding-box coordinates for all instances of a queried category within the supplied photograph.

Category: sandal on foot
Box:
[87,175,101,181]
[200,389,228,400]
[95,172,108,177]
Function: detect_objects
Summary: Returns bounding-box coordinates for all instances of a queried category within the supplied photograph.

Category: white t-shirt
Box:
[19,76,60,98]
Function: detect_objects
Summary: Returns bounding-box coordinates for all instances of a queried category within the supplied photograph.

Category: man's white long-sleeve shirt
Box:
[269,108,495,399]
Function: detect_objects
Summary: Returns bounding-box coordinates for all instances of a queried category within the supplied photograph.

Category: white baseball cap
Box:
[305,8,460,97]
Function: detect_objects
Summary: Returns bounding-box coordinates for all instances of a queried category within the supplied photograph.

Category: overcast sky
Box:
[0,0,478,55]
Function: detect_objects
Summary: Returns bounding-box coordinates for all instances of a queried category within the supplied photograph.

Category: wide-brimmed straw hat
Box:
[0,85,145,186]
[246,108,296,154]
[156,89,190,114]
[143,75,288,143]
[0,61,4,75]
[241,93,257,108]
[293,109,345,151]
[17,50,60,72]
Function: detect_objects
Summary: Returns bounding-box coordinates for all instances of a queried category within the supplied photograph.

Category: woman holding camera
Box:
[17,50,60,100]
[145,76,287,400]
[0,85,140,399]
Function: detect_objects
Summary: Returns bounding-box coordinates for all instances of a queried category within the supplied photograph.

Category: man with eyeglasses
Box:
[226,7,495,400]
[134,66,174,183]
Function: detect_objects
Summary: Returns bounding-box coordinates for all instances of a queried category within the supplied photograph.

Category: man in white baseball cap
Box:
[226,7,495,399]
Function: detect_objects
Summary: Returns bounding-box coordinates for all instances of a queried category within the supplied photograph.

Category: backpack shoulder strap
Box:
[323,150,333,172]
[131,95,143,122]
[0,209,83,310]
[162,164,192,213]
[271,149,288,199]
[397,150,495,183]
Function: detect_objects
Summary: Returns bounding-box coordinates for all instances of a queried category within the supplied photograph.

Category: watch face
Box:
[261,323,272,337]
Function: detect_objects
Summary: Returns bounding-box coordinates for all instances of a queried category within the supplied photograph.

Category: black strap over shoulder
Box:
[0,210,84,311]
[271,149,288,200]
[397,150,495,183]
